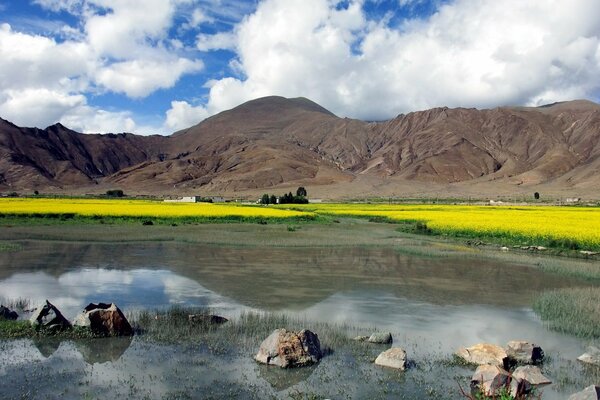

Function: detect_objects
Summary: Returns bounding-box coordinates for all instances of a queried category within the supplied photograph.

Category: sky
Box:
[1,0,600,135]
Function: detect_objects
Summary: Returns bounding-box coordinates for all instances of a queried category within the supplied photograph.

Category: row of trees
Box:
[260,187,308,204]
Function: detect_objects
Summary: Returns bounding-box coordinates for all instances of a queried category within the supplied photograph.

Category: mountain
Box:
[1,96,600,199]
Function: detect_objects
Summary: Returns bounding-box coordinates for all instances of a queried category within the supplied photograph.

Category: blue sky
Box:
[1,0,599,134]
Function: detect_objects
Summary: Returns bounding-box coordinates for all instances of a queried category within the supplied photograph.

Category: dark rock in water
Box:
[73,303,133,336]
[0,305,18,320]
[75,337,133,364]
[29,300,71,332]
[188,314,228,325]
[255,329,322,368]
[569,385,600,400]
[368,332,393,344]
[506,340,544,364]
[578,346,600,366]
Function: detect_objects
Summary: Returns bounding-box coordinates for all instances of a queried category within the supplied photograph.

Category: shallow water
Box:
[0,240,598,399]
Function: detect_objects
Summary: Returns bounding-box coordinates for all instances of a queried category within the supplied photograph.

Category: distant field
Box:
[283,203,600,251]
[1,198,599,251]
[0,198,313,222]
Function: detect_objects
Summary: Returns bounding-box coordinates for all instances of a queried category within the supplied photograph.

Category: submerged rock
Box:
[374,347,407,370]
[188,314,228,325]
[30,300,71,332]
[0,305,18,320]
[368,332,393,344]
[512,365,551,386]
[569,385,600,400]
[456,343,508,368]
[255,329,322,368]
[578,346,600,366]
[506,340,544,364]
[73,303,133,336]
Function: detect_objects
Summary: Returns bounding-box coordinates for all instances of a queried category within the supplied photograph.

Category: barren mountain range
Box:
[1,96,600,199]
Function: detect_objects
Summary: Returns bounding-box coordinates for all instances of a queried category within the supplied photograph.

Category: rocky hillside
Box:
[1,96,599,198]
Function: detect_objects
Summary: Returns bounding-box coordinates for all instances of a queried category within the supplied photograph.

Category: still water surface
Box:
[0,241,597,399]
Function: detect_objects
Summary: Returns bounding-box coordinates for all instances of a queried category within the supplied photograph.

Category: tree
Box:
[106,189,124,197]
[260,194,270,204]
[296,186,307,197]
[270,194,278,204]
[534,192,540,200]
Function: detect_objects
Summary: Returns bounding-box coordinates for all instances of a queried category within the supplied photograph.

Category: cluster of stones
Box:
[25,300,134,336]
[456,341,549,397]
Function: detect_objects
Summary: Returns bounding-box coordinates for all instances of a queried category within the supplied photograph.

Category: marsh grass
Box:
[533,287,600,338]
[130,307,364,358]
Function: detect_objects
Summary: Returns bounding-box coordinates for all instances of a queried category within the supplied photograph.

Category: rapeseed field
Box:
[0,198,312,220]
[286,203,600,250]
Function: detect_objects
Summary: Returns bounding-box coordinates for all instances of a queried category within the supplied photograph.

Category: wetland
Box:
[0,221,599,399]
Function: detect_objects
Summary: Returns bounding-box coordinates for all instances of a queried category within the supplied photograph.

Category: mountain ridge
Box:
[1,97,600,199]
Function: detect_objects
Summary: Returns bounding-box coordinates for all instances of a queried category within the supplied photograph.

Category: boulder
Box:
[569,385,600,400]
[456,343,509,368]
[506,340,544,364]
[255,329,322,368]
[512,365,551,386]
[0,305,18,320]
[578,346,600,366]
[73,303,133,336]
[188,314,228,325]
[470,365,511,397]
[30,300,71,332]
[368,332,393,344]
[374,347,407,370]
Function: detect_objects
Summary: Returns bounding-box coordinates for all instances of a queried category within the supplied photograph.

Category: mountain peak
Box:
[232,96,337,117]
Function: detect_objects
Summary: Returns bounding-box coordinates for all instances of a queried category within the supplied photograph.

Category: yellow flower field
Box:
[0,198,312,220]
[285,203,600,249]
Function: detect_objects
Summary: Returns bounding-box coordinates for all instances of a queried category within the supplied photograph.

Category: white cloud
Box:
[165,100,210,131]
[196,31,236,51]
[0,1,203,133]
[198,0,600,120]
[0,88,86,128]
[94,58,203,98]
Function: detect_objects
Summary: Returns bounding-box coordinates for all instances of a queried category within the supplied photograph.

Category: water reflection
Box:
[74,337,132,364]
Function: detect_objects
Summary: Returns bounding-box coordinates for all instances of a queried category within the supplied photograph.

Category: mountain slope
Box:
[1,96,600,198]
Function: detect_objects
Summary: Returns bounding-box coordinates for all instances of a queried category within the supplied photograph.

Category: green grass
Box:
[0,320,100,339]
[533,287,600,338]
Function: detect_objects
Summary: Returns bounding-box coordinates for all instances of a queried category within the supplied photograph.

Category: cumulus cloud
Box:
[165,100,210,131]
[0,1,202,133]
[199,0,600,120]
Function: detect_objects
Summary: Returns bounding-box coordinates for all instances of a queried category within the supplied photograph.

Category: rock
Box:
[510,377,533,398]
[470,365,511,397]
[580,251,599,256]
[30,300,71,332]
[569,385,600,400]
[506,340,544,364]
[352,335,369,342]
[536,246,547,251]
[188,314,228,325]
[368,332,393,344]
[456,343,509,368]
[512,365,551,385]
[73,303,133,336]
[255,329,322,368]
[374,347,407,370]
[500,246,509,252]
[577,346,600,366]
[0,305,18,320]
